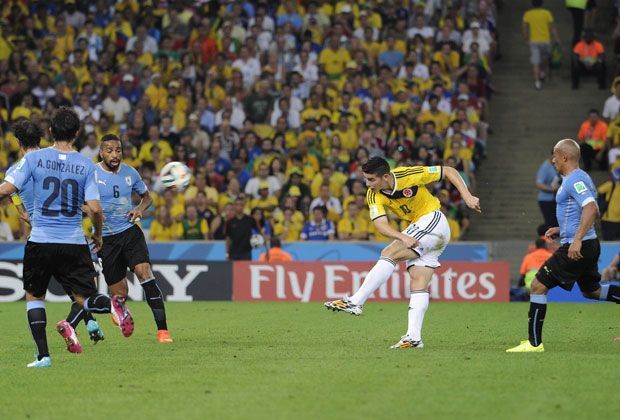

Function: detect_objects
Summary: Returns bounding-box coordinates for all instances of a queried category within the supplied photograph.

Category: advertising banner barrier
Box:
[0,261,232,302]
[232,261,511,302]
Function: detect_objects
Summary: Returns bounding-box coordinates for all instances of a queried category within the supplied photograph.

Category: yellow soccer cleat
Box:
[506,339,544,353]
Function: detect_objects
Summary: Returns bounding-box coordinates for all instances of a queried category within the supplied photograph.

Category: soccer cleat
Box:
[27,356,51,368]
[614,337,620,341]
[56,320,83,353]
[506,339,545,353]
[390,336,424,349]
[86,320,105,344]
[157,330,173,343]
[111,295,134,337]
[324,296,363,316]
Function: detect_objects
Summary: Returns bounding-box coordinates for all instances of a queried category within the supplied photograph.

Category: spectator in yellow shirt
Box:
[139,124,173,163]
[249,181,279,218]
[418,94,449,134]
[337,202,369,240]
[318,35,351,80]
[522,0,559,89]
[149,206,179,241]
[144,72,168,110]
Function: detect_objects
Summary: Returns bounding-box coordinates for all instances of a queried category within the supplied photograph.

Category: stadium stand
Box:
[0,0,500,243]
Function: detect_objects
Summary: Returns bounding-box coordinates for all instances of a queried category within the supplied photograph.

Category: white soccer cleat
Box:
[324,296,363,316]
[27,356,51,368]
[390,336,424,349]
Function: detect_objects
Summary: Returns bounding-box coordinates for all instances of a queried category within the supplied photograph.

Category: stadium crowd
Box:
[0,0,499,243]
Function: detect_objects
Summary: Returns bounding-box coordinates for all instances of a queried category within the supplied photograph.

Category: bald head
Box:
[554,139,581,162]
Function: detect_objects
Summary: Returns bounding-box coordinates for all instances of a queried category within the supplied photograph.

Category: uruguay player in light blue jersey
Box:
[508,139,620,353]
[7,120,105,350]
[93,133,172,343]
[0,107,134,368]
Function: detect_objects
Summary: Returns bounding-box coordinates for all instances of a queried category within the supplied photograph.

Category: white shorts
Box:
[402,210,451,269]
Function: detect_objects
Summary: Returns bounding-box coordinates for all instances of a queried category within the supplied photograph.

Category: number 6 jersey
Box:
[366,166,442,224]
[94,162,147,236]
[5,148,100,244]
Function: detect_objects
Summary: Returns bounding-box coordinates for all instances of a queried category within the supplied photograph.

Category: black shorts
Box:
[23,241,97,298]
[99,224,150,286]
[536,239,601,293]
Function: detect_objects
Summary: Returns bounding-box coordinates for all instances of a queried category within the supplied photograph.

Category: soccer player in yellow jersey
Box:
[325,156,481,348]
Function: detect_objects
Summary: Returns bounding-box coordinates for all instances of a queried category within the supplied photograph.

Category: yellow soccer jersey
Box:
[366,166,442,224]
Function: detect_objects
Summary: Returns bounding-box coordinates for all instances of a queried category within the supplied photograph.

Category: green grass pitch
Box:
[0,301,618,420]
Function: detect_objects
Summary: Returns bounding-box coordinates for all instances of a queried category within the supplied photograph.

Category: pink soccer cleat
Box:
[614,338,620,341]
[56,320,83,353]
[111,295,134,337]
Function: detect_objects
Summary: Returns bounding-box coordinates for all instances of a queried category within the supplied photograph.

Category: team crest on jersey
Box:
[403,188,413,197]
[125,176,132,186]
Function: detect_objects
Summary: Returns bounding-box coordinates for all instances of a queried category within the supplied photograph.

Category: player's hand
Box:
[544,227,560,240]
[18,211,30,225]
[127,208,142,223]
[568,239,583,260]
[91,235,103,254]
[464,195,482,213]
[401,236,419,250]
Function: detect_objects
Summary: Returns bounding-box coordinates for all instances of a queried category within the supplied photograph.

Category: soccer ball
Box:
[160,161,192,192]
[250,234,265,248]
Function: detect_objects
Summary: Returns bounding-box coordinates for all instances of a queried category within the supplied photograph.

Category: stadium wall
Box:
[0,242,617,303]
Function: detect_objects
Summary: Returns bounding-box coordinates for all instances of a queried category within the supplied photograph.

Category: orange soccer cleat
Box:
[157,330,173,343]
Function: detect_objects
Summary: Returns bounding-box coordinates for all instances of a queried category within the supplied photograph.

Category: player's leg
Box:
[506,244,575,353]
[62,244,134,337]
[391,266,434,349]
[324,240,415,315]
[134,263,172,342]
[324,213,442,314]
[61,285,104,343]
[124,225,172,342]
[391,212,451,349]
[577,240,620,304]
[22,242,52,367]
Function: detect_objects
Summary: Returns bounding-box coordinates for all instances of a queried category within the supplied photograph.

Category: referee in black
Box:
[507,139,620,353]
[225,196,260,260]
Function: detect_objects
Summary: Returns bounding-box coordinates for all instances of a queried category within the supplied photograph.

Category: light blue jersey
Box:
[6,159,34,217]
[556,169,598,244]
[5,148,99,244]
[95,163,147,236]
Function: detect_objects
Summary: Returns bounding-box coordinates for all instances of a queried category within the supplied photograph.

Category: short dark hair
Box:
[532,0,543,7]
[362,156,390,176]
[101,133,121,144]
[12,120,43,150]
[271,237,282,248]
[535,238,547,249]
[50,106,80,142]
[313,205,328,216]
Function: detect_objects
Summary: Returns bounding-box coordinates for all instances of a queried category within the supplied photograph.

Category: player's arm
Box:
[86,199,104,252]
[85,165,103,252]
[567,178,599,260]
[442,166,481,212]
[372,216,419,249]
[568,201,598,260]
[128,190,153,223]
[10,195,30,225]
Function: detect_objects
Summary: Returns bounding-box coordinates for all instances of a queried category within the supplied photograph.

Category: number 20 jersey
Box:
[366,166,442,225]
[5,148,99,244]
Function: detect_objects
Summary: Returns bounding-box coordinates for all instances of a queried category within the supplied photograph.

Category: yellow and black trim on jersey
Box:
[366,166,443,224]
